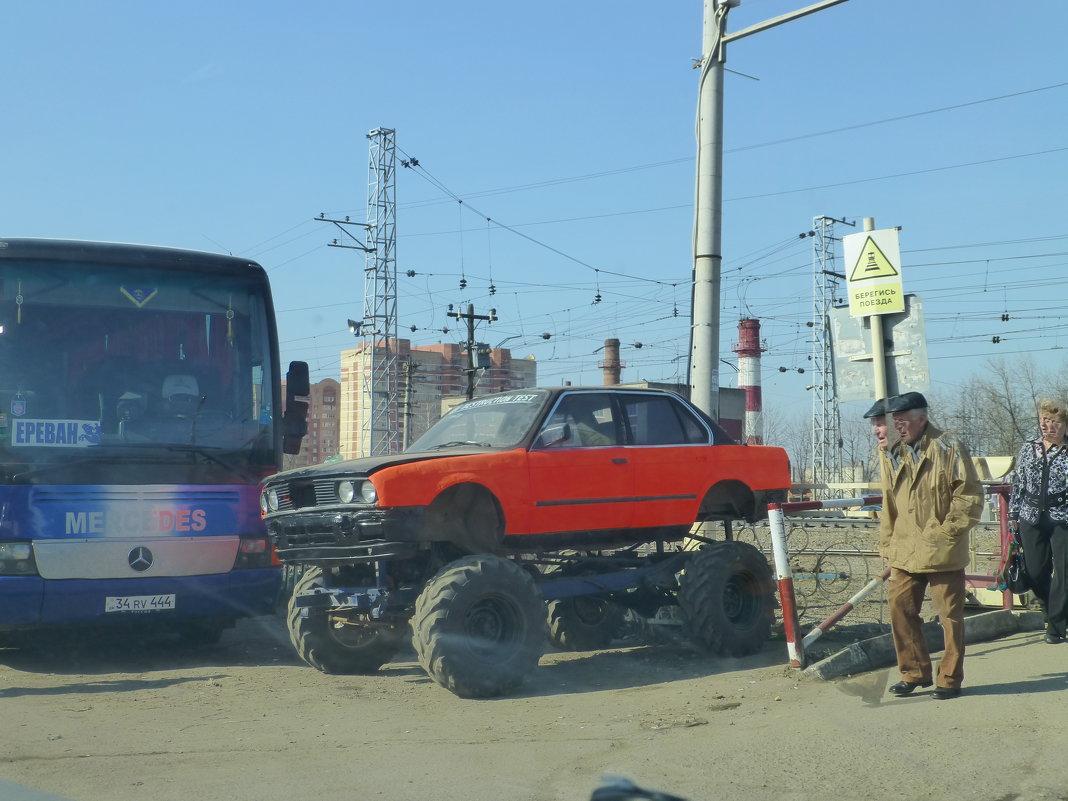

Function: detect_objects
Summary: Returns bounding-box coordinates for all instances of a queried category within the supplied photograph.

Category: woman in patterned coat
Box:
[1009,399,1068,644]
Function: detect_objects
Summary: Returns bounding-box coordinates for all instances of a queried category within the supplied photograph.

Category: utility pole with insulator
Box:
[447,303,497,400]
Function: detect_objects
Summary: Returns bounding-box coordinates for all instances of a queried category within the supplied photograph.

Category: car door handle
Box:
[611,458,628,464]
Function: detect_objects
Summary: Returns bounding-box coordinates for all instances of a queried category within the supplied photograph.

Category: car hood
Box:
[265,448,498,483]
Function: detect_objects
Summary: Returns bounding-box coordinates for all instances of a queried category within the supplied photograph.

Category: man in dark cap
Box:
[875,391,983,700]
[863,397,893,451]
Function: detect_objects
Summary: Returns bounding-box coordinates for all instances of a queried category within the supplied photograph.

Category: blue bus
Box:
[0,238,308,643]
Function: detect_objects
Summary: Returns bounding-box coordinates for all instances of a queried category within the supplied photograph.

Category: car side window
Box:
[533,393,618,448]
[623,395,709,446]
[675,401,710,443]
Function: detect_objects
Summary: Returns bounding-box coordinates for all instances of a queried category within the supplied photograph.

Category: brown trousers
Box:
[887,567,966,689]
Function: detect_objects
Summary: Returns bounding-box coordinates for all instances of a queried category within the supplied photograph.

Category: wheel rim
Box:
[327,615,382,650]
[572,596,609,627]
[464,596,523,657]
[723,572,759,625]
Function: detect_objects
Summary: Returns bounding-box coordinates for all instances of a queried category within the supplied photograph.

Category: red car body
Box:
[263,387,790,562]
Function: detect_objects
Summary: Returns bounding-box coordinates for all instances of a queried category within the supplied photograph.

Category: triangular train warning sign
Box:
[848,236,900,281]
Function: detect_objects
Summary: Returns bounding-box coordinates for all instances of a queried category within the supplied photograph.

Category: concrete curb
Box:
[802,609,1045,681]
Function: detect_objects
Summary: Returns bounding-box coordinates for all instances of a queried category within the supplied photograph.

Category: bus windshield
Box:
[0,255,276,484]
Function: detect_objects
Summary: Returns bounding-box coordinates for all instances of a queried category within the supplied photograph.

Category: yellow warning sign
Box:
[843,228,905,318]
[848,282,904,316]
[848,236,900,281]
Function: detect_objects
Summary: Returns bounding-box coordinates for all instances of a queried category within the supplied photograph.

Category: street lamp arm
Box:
[724,0,853,44]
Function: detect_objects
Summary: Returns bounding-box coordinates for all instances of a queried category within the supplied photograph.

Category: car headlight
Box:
[259,491,269,515]
[338,480,355,503]
[360,480,378,504]
[266,487,280,512]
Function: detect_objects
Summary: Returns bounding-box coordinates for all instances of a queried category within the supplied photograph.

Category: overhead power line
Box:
[726,146,1068,203]
[397,145,672,286]
[727,80,1068,154]
[398,80,1068,209]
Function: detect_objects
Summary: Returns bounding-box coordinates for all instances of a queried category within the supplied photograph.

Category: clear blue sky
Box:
[3,0,1065,425]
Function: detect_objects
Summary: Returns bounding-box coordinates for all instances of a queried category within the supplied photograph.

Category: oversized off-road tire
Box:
[546,595,625,651]
[678,541,775,657]
[543,561,629,653]
[286,567,404,674]
[411,555,547,698]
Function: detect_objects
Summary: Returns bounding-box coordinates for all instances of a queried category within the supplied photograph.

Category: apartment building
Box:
[339,339,536,459]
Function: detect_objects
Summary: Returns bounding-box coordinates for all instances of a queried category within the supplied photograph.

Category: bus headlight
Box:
[0,541,37,575]
[360,480,377,504]
[234,536,272,569]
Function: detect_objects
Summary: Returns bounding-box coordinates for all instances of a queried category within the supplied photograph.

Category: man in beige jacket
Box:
[876,392,983,700]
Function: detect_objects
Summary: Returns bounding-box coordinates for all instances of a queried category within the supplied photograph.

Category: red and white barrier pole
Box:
[802,567,891,649]
[768,503,804,667]
[770,494,883,668]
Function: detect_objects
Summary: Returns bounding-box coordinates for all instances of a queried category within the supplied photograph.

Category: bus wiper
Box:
[13,441,261,484]
[164,444,259,483]
[7,447,175,482]
[9,456,107,482]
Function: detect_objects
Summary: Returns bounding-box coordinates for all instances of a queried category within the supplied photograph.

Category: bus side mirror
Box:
[282,361,310,455]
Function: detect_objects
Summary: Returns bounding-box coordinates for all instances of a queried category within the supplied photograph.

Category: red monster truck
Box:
[261,387,790,697]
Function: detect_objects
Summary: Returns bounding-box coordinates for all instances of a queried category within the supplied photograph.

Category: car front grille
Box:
[273,477,359,511]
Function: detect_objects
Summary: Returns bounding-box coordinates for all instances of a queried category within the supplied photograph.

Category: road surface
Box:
[1,615,1065,801]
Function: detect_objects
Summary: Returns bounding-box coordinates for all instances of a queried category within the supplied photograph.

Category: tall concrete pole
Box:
[690,0,732,420]
[689,0,852,420]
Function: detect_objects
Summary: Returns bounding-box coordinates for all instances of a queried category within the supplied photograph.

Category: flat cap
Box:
[862,398,889,419]
[887,391,928,413]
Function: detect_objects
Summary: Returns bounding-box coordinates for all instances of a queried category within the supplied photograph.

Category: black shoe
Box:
[889,680,932,696]
[1044,633,1064,644]
[932,686,961,700]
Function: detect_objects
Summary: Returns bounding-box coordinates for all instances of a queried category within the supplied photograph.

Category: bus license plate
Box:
[105,594,177,613]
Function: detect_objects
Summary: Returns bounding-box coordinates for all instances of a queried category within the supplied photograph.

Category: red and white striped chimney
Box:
[733,319,765,445]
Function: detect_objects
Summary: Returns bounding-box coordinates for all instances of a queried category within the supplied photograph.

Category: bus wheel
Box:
[412,555,547,698]
[287,567,403,674]
[678,541,775,657]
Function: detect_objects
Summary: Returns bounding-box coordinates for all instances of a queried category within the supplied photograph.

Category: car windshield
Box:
[406,390,549,452]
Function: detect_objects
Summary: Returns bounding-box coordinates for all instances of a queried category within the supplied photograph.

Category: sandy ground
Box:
[2,614,1067,801]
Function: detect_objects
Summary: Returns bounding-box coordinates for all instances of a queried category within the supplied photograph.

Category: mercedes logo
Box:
[128,546,153,572]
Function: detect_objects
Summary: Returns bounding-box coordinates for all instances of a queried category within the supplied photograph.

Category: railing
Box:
[769,485,1014,669]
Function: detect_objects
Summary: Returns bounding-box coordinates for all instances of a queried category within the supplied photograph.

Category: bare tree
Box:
[760,403,790,449]
[930,356,1058,457]
[839,415,876,483]
[777,411,812,486]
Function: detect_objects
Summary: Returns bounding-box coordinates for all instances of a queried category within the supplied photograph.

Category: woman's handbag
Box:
[996,540,1031,594]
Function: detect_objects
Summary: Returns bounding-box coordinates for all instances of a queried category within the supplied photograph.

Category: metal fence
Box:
[729,518,1011,668]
